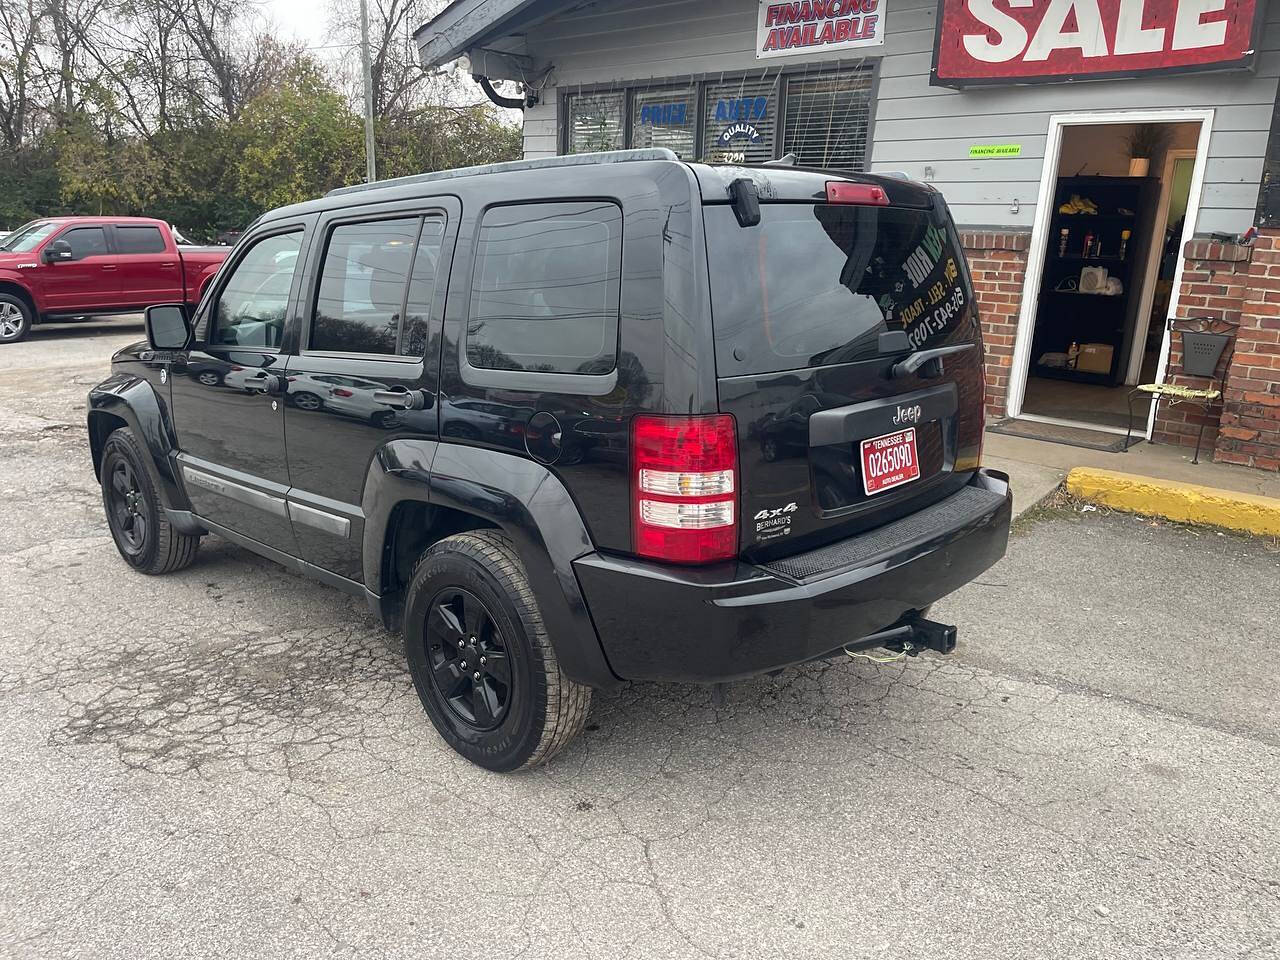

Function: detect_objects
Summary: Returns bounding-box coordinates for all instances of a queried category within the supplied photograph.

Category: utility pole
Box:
[359,0,376,183]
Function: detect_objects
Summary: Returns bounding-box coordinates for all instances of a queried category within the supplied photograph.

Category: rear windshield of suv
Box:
[706,202,974,376]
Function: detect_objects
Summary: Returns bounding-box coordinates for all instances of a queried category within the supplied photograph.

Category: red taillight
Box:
[332,388,354,397]
[825,181,889,206]
[632,415,738,565]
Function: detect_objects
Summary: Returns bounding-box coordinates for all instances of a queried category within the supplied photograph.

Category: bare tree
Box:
[0,0,44,148]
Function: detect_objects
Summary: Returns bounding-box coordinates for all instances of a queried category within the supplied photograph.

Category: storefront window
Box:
[702,77,779,166]
[782,73,873,172]
[566,92,625,153]
[631,87,697,159]
[561,68,873,170]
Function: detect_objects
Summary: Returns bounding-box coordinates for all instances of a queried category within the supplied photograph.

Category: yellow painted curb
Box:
[1065,467,1280,538]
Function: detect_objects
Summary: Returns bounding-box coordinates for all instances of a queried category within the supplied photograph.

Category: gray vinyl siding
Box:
[513,0,1280,233]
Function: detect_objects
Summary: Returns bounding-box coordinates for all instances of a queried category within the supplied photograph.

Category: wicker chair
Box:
[1125,317,1237,464]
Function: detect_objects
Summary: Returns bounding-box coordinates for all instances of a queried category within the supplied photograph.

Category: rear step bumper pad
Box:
[573,469,1011,684]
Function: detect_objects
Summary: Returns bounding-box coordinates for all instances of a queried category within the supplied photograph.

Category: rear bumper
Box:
[573,469,1012,683]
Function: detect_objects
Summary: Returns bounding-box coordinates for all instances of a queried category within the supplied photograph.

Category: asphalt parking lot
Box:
[2,318,1279,959]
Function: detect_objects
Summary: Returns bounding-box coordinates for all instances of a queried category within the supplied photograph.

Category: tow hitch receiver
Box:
[842,617,959,659]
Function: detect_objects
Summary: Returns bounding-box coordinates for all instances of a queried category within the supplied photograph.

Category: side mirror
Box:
[42,239,73,263]
[145,304,191,351]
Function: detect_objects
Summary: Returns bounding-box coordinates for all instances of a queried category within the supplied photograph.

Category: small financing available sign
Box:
[756,0,886,58]
[969,143,1023,157]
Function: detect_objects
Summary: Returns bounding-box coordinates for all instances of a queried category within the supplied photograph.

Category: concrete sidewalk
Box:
[987,429,1280,520]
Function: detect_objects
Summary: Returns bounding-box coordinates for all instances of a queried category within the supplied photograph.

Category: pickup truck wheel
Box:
[100,427,201,575]
[403,530,592,772]
[0,295,32,343]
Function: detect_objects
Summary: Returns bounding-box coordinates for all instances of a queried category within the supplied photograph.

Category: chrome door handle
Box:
[372,388,429,410]
[251,373,286,396]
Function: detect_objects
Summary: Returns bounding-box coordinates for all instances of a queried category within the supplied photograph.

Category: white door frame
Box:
[1005,108,1215,440]
[1125,147,1199,385]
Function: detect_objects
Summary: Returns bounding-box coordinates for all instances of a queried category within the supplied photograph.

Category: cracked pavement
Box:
[2,318,1279,959]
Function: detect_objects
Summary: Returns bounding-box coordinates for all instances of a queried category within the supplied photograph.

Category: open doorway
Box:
[1010,112,1210,437]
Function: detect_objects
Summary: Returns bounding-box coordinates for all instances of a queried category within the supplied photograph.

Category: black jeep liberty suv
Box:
[89,150,1012,772]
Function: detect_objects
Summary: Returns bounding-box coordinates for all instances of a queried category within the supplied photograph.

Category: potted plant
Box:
[1125,124,1170,177]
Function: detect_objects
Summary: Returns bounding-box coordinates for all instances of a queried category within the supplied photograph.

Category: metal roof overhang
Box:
[413,0,576,70]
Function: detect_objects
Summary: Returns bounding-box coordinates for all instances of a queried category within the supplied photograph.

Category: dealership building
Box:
[415,0,1280,470]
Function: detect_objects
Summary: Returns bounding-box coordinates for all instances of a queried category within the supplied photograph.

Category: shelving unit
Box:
[1030,175,1159,386]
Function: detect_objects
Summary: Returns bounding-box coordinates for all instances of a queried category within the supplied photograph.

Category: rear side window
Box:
[116,226,166,254]
[311,217,421,356]
[706,203,973,376]
[402,219,446,357]
[467,201,621,374]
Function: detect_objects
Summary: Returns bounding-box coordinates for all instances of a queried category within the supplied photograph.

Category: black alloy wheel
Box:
[425,588,511,731]
[403,530,591,771]
[98,427,201,575]
[106,457,148,556]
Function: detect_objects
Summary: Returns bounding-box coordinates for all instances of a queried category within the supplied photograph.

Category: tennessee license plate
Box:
[860,427,921,496]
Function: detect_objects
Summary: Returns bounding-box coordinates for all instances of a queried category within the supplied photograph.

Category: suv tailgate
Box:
[704,193,986,561]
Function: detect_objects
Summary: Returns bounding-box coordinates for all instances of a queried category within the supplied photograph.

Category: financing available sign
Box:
[931,0,1261,87]
[756,0,886,58]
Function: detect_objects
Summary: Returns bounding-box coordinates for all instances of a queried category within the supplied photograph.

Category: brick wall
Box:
[1152,238,1250,450]
[1215,229,1280,471]
[960,230,1031,419]
[957,226,1280,471]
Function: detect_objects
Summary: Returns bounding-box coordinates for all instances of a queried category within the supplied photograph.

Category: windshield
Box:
[1,221,57,252]
[706,203,974,376]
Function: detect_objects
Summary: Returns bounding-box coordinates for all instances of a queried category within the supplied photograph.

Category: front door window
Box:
[210,232,302,349]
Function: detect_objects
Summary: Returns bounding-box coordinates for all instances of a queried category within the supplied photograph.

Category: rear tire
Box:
[100,428,201,575]
[0,294,32,343]
[403,530,592,772]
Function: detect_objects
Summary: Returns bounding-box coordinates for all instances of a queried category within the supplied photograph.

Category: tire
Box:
[0,293,32,344]
[292,391,322,411]
[403,530,592,772]
[100,427,201,575]
[196,370,222,387]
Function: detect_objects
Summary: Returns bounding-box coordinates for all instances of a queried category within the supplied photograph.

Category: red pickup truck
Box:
[0,216,230,344]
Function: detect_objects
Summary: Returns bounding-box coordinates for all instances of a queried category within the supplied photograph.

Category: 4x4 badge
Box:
[754,502,798,522]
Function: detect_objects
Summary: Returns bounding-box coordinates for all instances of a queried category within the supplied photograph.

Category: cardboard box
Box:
[1076,342,1114,375]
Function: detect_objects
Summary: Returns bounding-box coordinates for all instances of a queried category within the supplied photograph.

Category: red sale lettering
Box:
[931,0,1256,85]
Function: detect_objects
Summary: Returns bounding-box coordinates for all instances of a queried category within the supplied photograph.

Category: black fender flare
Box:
[362,440,620,690]
[87,374,192,517]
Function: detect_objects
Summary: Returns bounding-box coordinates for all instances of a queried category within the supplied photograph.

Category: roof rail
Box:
[325,148,682,198]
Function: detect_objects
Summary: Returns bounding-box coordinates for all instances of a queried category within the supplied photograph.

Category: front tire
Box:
[100,428,201,575]
[0,294,32,344]
[404,530,591,772]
